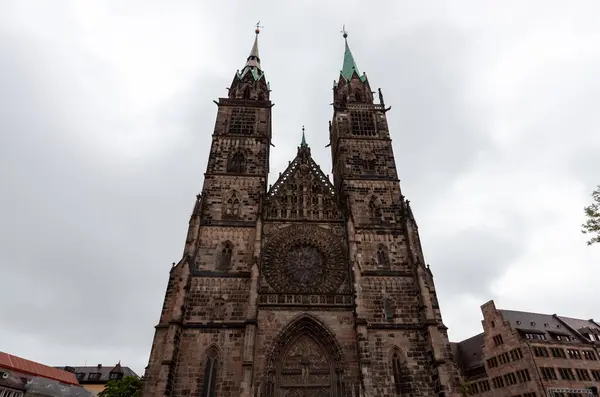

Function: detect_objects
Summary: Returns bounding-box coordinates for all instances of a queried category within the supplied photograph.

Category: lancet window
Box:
[391,348,412,395]
[201,347,219,397]
[217,241,233,270]
[227,151,246,173]
[376,244,390,268]
[368,196,382,222]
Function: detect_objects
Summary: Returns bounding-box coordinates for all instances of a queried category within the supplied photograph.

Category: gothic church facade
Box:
[141,29,461,397]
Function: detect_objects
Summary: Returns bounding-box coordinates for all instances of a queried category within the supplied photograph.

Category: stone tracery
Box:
[264,144,342,221]
[261,224,347,294]
[262,315,346,397]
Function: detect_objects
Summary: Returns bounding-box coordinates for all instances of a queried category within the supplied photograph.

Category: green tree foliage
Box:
[582,185,600,246]
[459,379,471,397]
[98,376,143,397]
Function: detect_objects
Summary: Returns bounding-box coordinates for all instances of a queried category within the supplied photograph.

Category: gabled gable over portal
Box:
[264,134,342,222]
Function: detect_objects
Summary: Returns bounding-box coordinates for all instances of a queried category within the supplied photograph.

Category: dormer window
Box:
[109,373,123,381]
[88,373,101,381]
[530,322,536,327]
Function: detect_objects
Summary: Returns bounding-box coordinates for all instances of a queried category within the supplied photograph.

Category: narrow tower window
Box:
[368,197,382,222]
[391,349,411,395]
[227,151,246,173]
[376,244,390,268]
[218,242,233,270]
[201,348,219,397]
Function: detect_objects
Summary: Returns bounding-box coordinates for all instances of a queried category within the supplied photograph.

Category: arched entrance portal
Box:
[262,315,346,397]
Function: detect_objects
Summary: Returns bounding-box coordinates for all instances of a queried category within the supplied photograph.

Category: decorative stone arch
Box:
[261,314,347,397]
[216,240,233,270]
[388,347,413,396]
[368,195,383,222]
[227,149,246,173]
[199,344,221,397]
[223,190,241,219]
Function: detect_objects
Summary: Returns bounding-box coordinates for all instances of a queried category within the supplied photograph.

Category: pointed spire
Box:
[245,22,261,69]
[235,22,266,82]
[340,26,367,82]
[300,125,308,147]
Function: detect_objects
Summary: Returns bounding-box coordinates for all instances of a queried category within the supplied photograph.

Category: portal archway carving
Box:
[261,315,346,397]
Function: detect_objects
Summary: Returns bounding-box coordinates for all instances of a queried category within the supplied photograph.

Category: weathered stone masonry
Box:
[141,29,461,397]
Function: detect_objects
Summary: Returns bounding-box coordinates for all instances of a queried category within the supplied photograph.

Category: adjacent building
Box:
[0,351,92,397]
[452,300,600,397]
[58,364,138,396]
[141,27,462,397]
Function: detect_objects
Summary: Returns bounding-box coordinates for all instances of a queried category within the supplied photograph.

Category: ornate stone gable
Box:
[264,145,343,222]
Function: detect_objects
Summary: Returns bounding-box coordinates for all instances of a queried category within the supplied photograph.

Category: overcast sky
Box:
[1,0,599,376]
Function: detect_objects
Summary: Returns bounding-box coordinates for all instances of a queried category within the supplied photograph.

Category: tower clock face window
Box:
[229,107,256,135]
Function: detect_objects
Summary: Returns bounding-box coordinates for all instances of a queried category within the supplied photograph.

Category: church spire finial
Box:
[339,25,366,82]
[301,125,308,147]
[245,22,262,68]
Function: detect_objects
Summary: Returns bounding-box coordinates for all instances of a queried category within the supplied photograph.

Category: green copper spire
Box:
[300,125,308,147]
[340,26,367,82]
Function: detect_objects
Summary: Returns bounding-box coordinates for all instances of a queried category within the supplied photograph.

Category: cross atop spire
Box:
[300,125,308,147]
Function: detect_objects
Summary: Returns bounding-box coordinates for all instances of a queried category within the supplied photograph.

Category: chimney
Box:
[63,366,75,373]
[97,364,102,370]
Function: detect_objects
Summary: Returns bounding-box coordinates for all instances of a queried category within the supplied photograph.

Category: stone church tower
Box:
[142,28,461,397]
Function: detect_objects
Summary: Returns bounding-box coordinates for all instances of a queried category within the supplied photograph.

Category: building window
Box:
[591,369,600,381]
[524,332,546,340]
[575,368,591,381]
[551,334,570,341]
[540,367,557,380]
[350,110,376,136]
[493,334,504,346]
[550,347,566,358]
[533,346,549,357]
[368,196,382,222]
[498,352,510,364]
[228,108,255,135]
[391,349,411,395]
[504,372,518,386]
[75,372,85,382]
[582,350,597,360]
[383,297,394,322]
[201,348,219,397]
[510,348,523,360]
[557,367,575,380]
[566,349,581,359]
[88,373,101,381]
[0,389,24,397]
[109,373,123,381]
[487,357,498,369]
[227,150,246,173]
[376,244,390,269]
[217,241,233,270]
[492,376,504,389]
[516,369,531,383]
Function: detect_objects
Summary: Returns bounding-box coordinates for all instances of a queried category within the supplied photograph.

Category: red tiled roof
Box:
[0,351,78,385]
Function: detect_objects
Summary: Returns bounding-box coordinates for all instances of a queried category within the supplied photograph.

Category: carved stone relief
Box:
[261,224,347,294]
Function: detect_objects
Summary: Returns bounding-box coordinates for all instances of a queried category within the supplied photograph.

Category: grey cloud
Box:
[1,0,599,375]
